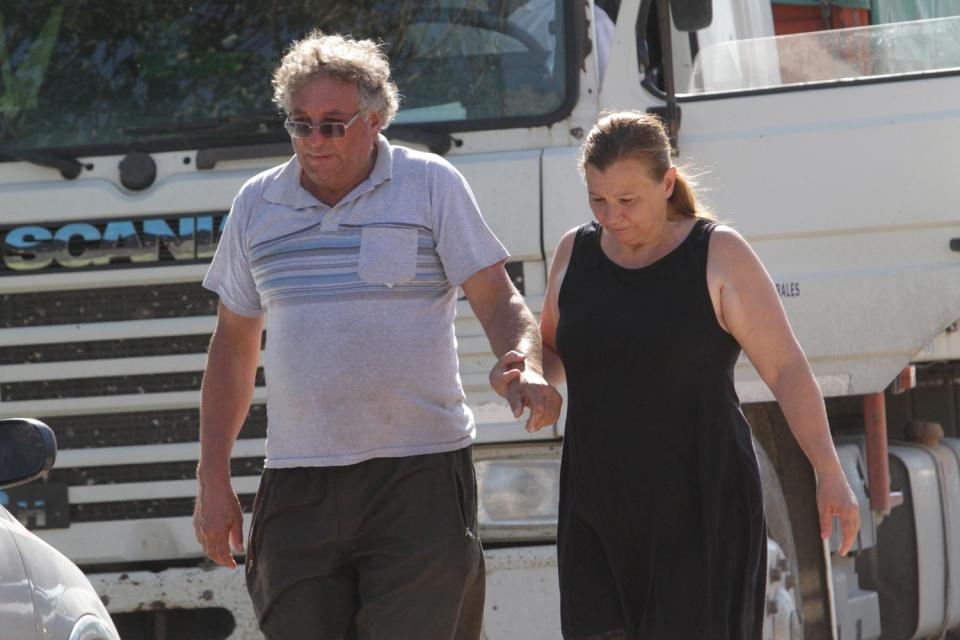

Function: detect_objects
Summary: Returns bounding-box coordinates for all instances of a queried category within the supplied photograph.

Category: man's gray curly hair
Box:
[272,31,401,129]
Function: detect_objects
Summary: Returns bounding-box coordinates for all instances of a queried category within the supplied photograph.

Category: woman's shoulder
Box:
[565,220,598,236]
[554,222,593,262]
[547,224,590,285]
[705,222,768,282]
[706,223,751,254]
[550,226,576,269]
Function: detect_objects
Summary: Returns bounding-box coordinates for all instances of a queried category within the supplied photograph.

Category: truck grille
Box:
[1,283,218,327]
[41,406,266,449]
[0,260,531,563]
[48,457,265,486]
[0,277,267,556]
[2,369,266,401]
[0,335,215,365]
[71,494,257,523]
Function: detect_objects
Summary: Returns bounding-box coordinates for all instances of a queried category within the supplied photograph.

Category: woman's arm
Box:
[707,225,861,556]
[489,227,575,395]
[538,228,576,386]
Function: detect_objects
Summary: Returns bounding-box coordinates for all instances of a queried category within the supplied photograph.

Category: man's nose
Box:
[306,127,329,144]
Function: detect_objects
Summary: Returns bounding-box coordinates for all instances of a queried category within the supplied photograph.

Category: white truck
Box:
[1,1,959,638]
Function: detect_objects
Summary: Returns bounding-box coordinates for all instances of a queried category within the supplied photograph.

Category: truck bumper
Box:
[89,544,561,639]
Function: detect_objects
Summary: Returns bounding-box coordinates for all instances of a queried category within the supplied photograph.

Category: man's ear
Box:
[367,111,383,133]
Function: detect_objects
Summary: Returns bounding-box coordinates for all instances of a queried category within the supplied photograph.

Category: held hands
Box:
[193,477,245,569]
[489,350,562,432]
[816,468,861,557]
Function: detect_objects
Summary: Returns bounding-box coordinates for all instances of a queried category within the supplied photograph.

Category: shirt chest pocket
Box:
[358,227,419,287]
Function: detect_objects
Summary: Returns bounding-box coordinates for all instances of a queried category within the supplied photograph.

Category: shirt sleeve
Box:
[202,189,264,317]
[426,158,510,288]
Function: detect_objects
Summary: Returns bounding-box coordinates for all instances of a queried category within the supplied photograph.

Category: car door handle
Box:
[951,238,960,252]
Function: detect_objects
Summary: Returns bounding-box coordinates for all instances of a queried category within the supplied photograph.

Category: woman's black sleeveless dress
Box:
[555,220,766,640]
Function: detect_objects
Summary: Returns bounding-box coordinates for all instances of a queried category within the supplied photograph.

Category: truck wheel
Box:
[756,438,804,640]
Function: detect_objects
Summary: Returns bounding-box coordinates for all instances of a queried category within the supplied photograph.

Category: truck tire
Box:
[756,439,804,640]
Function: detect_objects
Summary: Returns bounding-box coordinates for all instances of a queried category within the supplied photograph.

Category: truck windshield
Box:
[0,0,571,157]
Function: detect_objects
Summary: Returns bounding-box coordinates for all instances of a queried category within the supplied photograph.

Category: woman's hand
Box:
[489,350,525,398]
[816,468,861,556]
[488,350,562,432]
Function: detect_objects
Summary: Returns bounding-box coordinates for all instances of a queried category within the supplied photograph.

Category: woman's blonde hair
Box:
[578,111,711,219]
[272,31,401,129]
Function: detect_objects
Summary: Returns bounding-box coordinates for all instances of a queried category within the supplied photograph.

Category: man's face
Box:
[288,75,382,203]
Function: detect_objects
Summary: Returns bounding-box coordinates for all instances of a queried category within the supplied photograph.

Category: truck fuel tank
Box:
[862,442,960,639]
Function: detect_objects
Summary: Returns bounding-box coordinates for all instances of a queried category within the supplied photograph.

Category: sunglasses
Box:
[284,111,363,139]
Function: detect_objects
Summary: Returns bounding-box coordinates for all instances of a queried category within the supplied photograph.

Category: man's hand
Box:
[490,350,562,432]
[193,477,245,568]
[463,262,562,431]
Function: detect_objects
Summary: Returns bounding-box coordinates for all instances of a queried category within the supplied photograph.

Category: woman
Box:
[492,112,860,639]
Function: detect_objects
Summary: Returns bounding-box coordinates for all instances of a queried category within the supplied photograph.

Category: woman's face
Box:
[585,157,676,245]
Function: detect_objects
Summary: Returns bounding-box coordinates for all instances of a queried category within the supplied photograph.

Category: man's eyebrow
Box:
[290,108,351,119]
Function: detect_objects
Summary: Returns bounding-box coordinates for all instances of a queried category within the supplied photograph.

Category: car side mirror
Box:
[670,0,713,32]
[0,418,57,488]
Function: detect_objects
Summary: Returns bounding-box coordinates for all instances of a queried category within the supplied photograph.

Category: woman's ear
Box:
[663,166,677,199]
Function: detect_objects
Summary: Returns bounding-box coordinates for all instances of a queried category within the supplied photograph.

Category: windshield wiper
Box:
[122,114,284,137]
[0,147,85,180]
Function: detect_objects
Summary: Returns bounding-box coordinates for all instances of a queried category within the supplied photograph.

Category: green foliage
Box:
[0,7,63,126]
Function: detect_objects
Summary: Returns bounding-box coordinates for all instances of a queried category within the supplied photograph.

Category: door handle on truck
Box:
[951,238,960,252]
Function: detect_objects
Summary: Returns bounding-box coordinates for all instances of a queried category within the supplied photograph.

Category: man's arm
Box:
[193,302,264,568]
[462,261,562,432]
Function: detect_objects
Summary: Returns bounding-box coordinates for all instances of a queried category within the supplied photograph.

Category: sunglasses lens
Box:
[285,118,353,139]
[320,123,346,138]
[284,121,310,138]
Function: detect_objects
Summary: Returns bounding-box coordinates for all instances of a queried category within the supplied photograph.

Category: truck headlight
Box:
[475,444,561,543]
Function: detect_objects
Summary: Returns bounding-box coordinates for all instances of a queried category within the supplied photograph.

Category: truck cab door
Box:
[601,1,960,400]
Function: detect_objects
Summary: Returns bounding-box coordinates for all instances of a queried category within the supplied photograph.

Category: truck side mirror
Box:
[0,418,57,489]
[670,0,712,31]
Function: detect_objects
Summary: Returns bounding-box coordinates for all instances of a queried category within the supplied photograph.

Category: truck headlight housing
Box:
[475,443,561,543]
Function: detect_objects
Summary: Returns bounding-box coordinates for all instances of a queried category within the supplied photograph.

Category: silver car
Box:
[0,418,120,640]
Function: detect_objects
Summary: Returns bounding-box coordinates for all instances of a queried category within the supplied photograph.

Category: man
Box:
[192,31,561,640]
